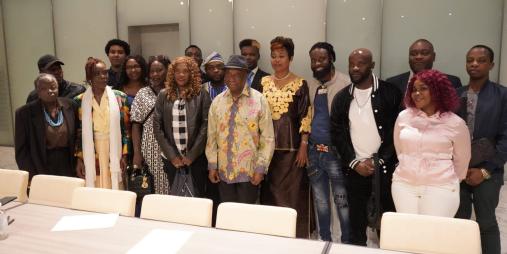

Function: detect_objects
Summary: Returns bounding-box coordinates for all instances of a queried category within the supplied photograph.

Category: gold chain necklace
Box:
[273,72,291,80]
[354,89,371,108]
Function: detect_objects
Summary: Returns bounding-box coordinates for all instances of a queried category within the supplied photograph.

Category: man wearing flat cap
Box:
[201,52,227,101]
[206,55,275,204]
[26,54,85,103]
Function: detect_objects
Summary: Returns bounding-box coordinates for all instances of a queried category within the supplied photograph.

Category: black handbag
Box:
[126,164,154,198]
[470,138,496,168]
[170,166,196,197]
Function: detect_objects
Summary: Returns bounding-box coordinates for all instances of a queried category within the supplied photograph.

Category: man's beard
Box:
[210,77,224,84]
[312,64,333,81]
[350,73,369,85]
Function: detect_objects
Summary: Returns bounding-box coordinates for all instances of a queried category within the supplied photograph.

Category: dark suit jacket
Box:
[15,98,78,179]
[386,71,462,96]
[250,68,270,92]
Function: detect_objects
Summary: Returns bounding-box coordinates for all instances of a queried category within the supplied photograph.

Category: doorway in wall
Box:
[128,23,180,61]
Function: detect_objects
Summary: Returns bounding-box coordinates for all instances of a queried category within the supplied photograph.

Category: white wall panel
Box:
[53,0,117,83]
[190,0,233,59]
[326,0,382,76]
[234,0,326,80]
[0,1,13,145]
[3,0,54,127]
[500,0,507,85]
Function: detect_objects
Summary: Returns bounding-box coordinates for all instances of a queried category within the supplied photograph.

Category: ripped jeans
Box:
[308,145,350,243]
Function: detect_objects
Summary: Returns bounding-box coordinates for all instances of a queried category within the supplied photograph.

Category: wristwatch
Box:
[480,168,491,180]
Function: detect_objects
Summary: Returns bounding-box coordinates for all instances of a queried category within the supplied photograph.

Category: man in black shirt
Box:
[104,39,130,89]
[26,54,85,103]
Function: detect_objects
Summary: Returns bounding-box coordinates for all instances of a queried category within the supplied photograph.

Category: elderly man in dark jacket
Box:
[16,73,78,180]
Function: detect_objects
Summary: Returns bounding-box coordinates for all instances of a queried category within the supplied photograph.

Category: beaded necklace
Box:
[44,108,63,127]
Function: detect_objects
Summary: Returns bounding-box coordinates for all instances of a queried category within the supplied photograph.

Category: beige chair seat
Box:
[71,187,136,217]
[0,169,28,202]
[380,212,481,254]
[141,194,213,227]
[29,175,85,208]
[216,202,297,238]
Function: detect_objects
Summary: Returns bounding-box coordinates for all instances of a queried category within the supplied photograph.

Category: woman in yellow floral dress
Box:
[261,36,312,238]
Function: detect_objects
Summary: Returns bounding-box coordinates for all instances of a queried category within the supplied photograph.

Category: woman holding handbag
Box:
[131,55,171,194]
[153,56,211,197]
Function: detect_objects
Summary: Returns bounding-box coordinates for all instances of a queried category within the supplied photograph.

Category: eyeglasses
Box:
[126,65,141,70]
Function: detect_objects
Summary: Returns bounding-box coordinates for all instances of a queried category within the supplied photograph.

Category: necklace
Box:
[44,108,63,127]
[354,89,372,109]
[273,72,291,80]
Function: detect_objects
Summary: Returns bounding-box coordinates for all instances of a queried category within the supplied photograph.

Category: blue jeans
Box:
[307,145,350,242]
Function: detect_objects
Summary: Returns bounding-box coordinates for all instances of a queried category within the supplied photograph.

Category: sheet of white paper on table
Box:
[51,213,119,231]
[127,229,193,254]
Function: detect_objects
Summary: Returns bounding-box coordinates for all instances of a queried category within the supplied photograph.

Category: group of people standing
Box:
[14,36,506,254]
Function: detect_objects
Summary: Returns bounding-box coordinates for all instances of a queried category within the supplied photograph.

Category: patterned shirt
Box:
[172,99,188,155]
[262,77,312,151]
[206,85,275,183]
[466,89,479,139]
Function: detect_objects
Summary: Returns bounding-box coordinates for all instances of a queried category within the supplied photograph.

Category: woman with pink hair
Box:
[392,69,471,217]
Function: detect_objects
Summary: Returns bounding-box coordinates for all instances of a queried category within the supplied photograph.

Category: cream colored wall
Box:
[0,1,13,145]
[3,0,54,117]
[190,0,233,61]
[500,1,507,85]
[52,0,117,83]
[327,0,382,76]
[233,0,326,80]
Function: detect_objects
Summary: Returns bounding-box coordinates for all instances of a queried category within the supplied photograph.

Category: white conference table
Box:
[0,203,408,254]
[1,201,25,211]
[0,203,326,254]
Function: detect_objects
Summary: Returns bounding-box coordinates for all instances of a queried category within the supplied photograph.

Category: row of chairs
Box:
[0,170,297,237]
[0,169,482,254]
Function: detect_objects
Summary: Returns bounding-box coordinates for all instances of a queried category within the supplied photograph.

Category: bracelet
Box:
[133,164,140,170]
[301,140,308,145]
[480,168,491,180]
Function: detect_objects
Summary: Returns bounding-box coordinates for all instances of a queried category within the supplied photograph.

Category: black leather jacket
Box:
[153,88,211,162]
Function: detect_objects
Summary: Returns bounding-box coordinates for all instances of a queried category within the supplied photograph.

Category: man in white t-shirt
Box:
[330,48,402,246]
